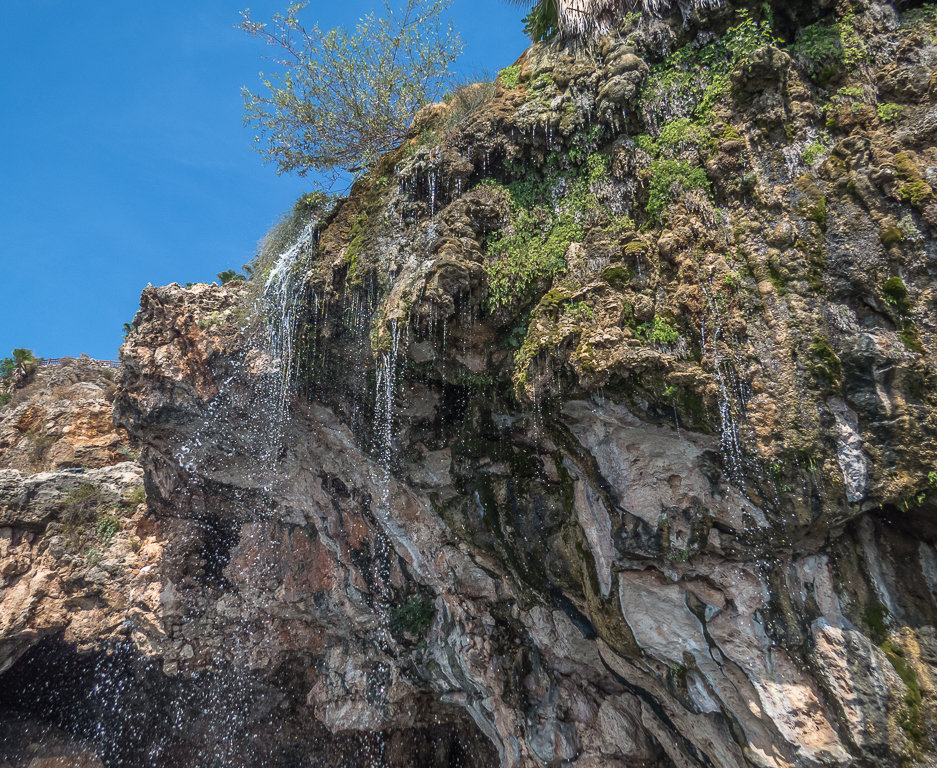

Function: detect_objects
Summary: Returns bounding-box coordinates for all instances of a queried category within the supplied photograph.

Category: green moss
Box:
[893,153,935,207]
[809,335,842,387]
[806,195,827,229]
[899,327,925,354]
[624,240,650,257]
[538,289,572,316]
[602,265,633,290]
[864,602,888,642]
[528,72,556,94]
[880,640,926,751]
[901,181,933,207]
[881,226,906,247]
[497,64,521,89]
[883,276,912,315]
[0,393,11,408]
[344,212,369,280]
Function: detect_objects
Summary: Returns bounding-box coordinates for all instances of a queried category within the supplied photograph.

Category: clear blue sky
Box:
[0,1,528,360]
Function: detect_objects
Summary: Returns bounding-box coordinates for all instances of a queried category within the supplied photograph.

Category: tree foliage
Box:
[505,0,559,41]
[0,349,36,383]
[217,270,247,285]
[240,0,462,180]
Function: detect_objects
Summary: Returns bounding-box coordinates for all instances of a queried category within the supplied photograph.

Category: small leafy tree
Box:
[217,270,247,285]
[240,0,462,180]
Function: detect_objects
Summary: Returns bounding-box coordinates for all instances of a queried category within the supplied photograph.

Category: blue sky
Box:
[0,1,528,360]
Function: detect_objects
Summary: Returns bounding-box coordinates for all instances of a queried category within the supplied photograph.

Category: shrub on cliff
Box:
[0,349,36,387]
[240,0,462,181]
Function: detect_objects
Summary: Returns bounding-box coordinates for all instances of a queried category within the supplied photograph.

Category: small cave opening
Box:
[0,636,497,767]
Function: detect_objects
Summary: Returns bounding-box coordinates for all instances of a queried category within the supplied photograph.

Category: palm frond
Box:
[509,0,725,38]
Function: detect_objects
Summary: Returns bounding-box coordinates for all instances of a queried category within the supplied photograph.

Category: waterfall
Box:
[700,279,746,481]
[372,319,402,618]
[261,218,319,424]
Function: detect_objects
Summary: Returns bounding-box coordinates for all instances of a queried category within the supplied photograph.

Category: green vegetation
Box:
[792,14,866,85]
[603,265,632,290]
[864,602,888,641]
[96,515,122,545]
[124,486,147,507]
[641,9,778,129]
[0,349,36,407]
[60,484,107,551]
[802,140,829,167]
[646,160,711,222]
[247,191,334,284]
[899,327,925,354]
[902,3,937,28]
[667,548,691,563]
[389,594,435,639]
[636,316,680,345]
[240,0,462,179]
[879,639,926,752]
[59,483,138,554]
[877,103,904,123]
[883,276,912,315]
[563,301,594,322]
[217,270,246,285]
[892,154,934,207]
[440,79,497,129]
[505,0,559,42]
[484,152,611,308]
[809,336,842,387]
[0,348,36,383]
[497,64,522,89]
[805,195,828,229]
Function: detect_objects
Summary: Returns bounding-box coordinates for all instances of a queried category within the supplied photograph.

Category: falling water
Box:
[699,279,746,481]
[261,218,320,424]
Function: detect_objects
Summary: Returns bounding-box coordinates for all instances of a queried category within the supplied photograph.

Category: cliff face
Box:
[4,1,937,767]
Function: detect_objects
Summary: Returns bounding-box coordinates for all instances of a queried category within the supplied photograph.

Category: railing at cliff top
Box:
[41,357,121,368]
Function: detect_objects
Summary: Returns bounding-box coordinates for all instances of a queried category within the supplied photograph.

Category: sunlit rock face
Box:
[5,0,937,766]
[0,359,131,473]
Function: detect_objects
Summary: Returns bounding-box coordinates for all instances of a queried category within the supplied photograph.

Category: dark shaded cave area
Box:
[0,636,496,768]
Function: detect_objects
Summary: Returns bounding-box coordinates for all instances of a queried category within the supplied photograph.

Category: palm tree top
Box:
[508,0,723,40]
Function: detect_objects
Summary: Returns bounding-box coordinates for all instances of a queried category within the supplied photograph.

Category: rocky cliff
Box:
[4,1,937,767]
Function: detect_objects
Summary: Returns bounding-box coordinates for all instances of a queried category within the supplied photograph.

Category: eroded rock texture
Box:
[4,1,937,767]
